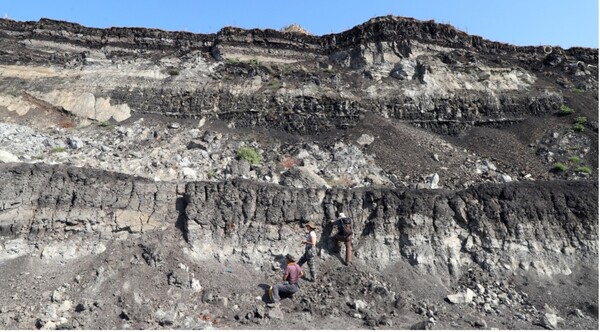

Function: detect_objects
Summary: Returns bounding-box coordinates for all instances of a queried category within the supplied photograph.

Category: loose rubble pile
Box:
[0,119,538,190]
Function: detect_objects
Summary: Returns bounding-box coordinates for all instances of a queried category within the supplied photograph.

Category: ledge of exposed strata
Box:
[0,16,596,61]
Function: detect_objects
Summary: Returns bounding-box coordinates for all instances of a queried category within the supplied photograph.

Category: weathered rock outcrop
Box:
[0,16,596,135]
[0,15,597,330]
[184,176,597,278]
[0,163,181,260]
[1,163,596,279]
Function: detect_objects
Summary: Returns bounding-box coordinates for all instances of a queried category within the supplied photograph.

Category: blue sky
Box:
[2,0,598,48]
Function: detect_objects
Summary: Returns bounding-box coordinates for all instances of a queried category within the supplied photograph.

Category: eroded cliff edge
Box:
[1,163,596,280]
[0,16,597,134]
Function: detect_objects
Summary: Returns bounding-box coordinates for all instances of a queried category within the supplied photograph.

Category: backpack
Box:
[339,217,353,237]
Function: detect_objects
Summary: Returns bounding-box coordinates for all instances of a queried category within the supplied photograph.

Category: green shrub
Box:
[50,146,66,153]
[576,166,593,174]
[558,105,574,115]
[552,162,568,172]
[206,170,217,179]
[225,58,239,65]
[574,116,587,125]
[249,58,260,66]
[99,120,111,127]
[573,123,584,132]
[237,147,263,165]
[267,80,282,90]
[568,156,581,164]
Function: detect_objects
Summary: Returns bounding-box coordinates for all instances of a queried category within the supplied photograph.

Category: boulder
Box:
[190,278,202,292]
[181,167,197,179]
[356,134,375,146]
[215,296,228,308]
[187,139,209,150]
[228,159,251,177]
[0,150,19,163]
[429,173,440,189]
[538,313,564,330]
[572,308,584,318]
[67,137,84,149]
[352,299,369,311]
[447,288,476,304]
[497,174,512,183]
[476,283,485,294]
[410,318,435,330]
[266,306,283,320]
[280,166,329,188]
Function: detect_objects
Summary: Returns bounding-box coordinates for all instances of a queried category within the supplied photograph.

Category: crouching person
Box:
[268,254,303,307]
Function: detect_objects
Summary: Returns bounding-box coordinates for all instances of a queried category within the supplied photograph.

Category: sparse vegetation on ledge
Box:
[552,162,568,172]
[558,105,574,115]
[576,166,593,174]
[237,146,263,165]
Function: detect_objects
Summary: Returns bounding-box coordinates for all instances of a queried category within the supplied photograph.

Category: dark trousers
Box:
[334,234,352,265]
[298,246,316,280]
[272,282,299,303]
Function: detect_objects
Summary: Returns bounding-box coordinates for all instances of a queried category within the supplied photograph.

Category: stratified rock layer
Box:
[1,163,595,279]
[0,16,596,134]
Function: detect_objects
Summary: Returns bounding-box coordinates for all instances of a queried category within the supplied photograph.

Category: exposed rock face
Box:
[1,163,595,278]
[0,163,180,260]
[184,176,597,276]
[0,15,597,330]
[0,16,596,135]
[0,15,596,185]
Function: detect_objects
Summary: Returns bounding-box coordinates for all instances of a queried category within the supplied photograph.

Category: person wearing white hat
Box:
[330,212,353,266]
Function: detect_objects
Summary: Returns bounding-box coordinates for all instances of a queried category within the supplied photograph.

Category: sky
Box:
[1,0,598,48]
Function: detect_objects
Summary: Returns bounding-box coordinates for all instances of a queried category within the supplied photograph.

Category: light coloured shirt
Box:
[305,230,316,249]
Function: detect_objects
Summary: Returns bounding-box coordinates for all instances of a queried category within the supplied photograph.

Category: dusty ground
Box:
[0,225,597,330]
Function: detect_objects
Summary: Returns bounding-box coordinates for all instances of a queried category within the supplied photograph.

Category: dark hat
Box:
[306,221,317,229]
[285,253,296,262]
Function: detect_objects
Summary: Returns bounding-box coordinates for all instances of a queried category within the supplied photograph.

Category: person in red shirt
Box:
[268,254,303,307]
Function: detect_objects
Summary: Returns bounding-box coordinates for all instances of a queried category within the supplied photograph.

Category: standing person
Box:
[298,221,317,282]
[267,254,303,307]
[331,212,353,266]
